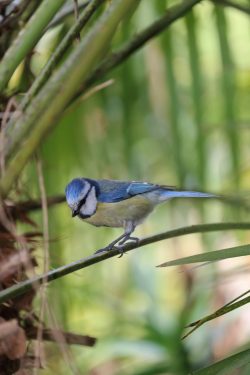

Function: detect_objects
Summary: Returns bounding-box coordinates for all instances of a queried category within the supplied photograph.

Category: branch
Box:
[0,222,249,304]
[11,195,65,213]
[212,0,250,15]
[0,0,66,93]
[27,327,96,347]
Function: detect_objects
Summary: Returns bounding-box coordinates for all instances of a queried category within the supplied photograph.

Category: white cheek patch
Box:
[80,187,97,217]
[78,181,91,201]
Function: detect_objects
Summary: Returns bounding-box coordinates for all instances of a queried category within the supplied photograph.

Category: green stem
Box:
[0,0,66,93]
[21,0,104,110]
[185,10,206,187]
[0,221,249,304]
[215,6,239,187]
[0,0,138,197]
[46,1,90,30]
[183,294,250,339]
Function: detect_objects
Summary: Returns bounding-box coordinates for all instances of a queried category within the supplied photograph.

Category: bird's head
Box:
[65,178,98,218]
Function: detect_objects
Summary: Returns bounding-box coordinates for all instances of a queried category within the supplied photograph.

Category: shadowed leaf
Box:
[193,348,250,374]
[157,244,250,267]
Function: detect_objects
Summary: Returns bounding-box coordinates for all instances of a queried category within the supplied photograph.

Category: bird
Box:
[65,178,216,254]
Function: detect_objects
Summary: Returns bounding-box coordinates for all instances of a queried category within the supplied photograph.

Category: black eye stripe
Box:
[77,185,93,211]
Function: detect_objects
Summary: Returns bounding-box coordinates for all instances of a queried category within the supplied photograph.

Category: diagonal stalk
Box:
[0,221,249,304]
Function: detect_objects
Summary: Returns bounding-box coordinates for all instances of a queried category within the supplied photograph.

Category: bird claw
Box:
[115,245,126,258]
[94,236,139,257]
[118,236,139,246]
[94,244,126,257]
[94,244,114,254]
[94,248,107,254]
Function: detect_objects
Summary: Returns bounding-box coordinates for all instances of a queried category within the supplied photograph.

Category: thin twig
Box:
[0,98,18,176]
[27,327,96,346]
[74,78,114,103]
[183,294,250,339]
[36,156,50,274]
[222,289,250,308]
[46,1,90,30]
[73,0,81,41]
[73,0,80,19]
[0,221,250,304]
[45,300,82,375]
[11,195,65,213]
[35,155,50,373]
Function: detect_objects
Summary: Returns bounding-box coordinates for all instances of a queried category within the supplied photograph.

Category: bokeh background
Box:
[15,1,250,373]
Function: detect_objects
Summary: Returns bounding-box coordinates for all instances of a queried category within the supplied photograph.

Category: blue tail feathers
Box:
[161,190,217,199]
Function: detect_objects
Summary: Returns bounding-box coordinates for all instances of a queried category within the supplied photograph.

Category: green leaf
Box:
[157,244,250,267]
[192,348,250,375]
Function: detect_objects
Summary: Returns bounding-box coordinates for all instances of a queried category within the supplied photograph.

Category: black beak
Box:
[72,209,79,217]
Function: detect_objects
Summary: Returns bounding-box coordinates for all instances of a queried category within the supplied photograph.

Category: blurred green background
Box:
[18,1,250,374]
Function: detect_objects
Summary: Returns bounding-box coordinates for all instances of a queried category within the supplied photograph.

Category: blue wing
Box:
[96,179,165,203]
[87,178,214,203]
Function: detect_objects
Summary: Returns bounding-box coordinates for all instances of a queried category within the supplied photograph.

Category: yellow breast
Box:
[84,195,154,228]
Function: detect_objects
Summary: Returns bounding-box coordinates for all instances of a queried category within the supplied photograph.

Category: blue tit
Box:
[65,178,216,253]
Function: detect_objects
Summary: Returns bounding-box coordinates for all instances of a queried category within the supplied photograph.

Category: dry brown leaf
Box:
[0,318,26,359]
[14,289,36,311]
[0,250,29,283]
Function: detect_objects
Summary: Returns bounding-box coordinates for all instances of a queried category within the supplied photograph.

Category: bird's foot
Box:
[94,242,123,255]
[115,245,127,258]
[94,237,139,257]
[118,236,139,246]
[94,244,115,254]
[116,236,139,258]
[94,243,127,258]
